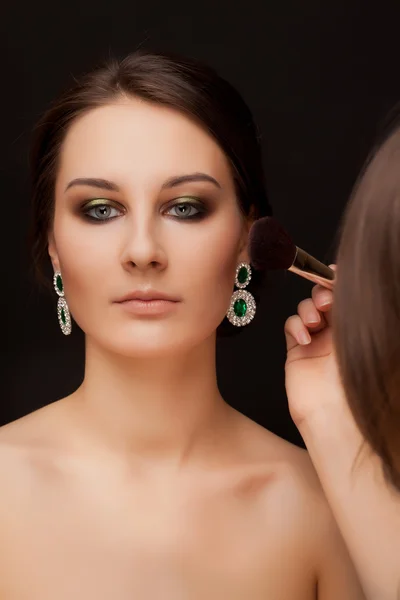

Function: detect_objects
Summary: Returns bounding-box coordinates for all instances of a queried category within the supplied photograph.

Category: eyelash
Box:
[81,197,208,223]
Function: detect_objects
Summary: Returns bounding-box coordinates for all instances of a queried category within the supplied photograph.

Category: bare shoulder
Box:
[230,410,363,596]
[0,400,71,490]
[230,408,326,499]
[225,409,335,538]
[233,409,341,526]
[0,400,65,447]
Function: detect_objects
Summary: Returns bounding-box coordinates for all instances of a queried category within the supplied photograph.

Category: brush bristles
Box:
[248,217,297,271]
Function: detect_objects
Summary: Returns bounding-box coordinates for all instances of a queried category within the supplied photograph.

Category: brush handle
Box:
[289,247,335,290]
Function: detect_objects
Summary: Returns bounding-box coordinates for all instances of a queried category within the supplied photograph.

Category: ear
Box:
[47,230,60,273]
[237,212,255,264]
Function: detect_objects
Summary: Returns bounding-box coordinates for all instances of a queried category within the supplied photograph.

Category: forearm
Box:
[299,401,400,600]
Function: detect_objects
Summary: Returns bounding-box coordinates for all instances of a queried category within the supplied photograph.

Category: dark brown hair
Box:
[334,106,400,490]
[30,49,271,282]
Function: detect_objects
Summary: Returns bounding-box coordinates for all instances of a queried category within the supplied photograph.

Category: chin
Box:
[120,339,187,358]
[105,340,195,360]
[97,324,218,359]
[90,326,197,358]
[82,312,223,358]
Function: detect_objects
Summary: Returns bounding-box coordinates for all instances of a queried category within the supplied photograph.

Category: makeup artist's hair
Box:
[30,49,271,278]
[334,105,400,490]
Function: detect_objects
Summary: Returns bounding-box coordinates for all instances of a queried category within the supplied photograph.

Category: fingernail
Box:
[298,331,311,345]
[307,312,320,325]
[319,294,333,307]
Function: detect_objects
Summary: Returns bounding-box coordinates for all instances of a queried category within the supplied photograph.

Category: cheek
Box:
[172,215,243,307]
[53,217,116,307]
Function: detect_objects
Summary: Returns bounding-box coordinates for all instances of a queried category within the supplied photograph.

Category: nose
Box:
[120,219,168,273]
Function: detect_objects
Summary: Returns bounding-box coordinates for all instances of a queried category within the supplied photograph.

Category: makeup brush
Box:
[248,216,335,290]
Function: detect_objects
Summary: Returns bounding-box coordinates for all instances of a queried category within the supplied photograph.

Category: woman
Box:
[0,50,363,598]
[285,109,400,600]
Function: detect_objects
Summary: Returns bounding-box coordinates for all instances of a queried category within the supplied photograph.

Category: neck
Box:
[69,334,230,468]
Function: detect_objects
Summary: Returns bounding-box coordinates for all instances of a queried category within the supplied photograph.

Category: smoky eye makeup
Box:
[72,183,220,225]
[77,196,213,223]
[79,198,125,222]
[163,196,211,220]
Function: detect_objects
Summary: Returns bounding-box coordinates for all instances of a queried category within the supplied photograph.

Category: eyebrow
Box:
[65,178,120,192]
[64,172,221,193]
[161,173,221,189]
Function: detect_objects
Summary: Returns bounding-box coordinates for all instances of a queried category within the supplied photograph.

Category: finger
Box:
[297,298,327,334]
[297,298,321,326]
[284,314,311,351]
[311,285,334,312]
[311,285,333,327]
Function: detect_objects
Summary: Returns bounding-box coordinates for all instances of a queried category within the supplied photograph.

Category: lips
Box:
[114,290,180,317]
[115,290,180,303]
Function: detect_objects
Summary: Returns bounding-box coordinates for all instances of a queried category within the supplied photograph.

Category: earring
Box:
[226,262,256,327]
[53,271,72,335]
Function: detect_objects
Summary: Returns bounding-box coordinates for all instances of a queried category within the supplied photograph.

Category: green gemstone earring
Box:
[226,262,256,327]
[53,271,72,335]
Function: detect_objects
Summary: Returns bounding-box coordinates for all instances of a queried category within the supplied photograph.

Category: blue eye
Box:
[83,201,122,221]
[81,198,207,223]
[166,201,205,219]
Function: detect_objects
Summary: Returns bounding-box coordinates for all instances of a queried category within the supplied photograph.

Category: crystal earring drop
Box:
[226,262,256,327]
[53,271,72,335]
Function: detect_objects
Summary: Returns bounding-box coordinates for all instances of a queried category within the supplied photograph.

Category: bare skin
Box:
[285,273,400,600]
[0,397,362,599]
[0,98,364,598]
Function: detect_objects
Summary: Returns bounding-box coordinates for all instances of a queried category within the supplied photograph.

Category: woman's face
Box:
[49,97,250,357]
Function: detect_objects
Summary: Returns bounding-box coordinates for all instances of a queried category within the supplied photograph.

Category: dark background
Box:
[1,1,400,446]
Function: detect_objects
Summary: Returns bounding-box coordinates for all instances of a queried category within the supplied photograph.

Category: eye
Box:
[165,199,206,220]
[82,200,123,222]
